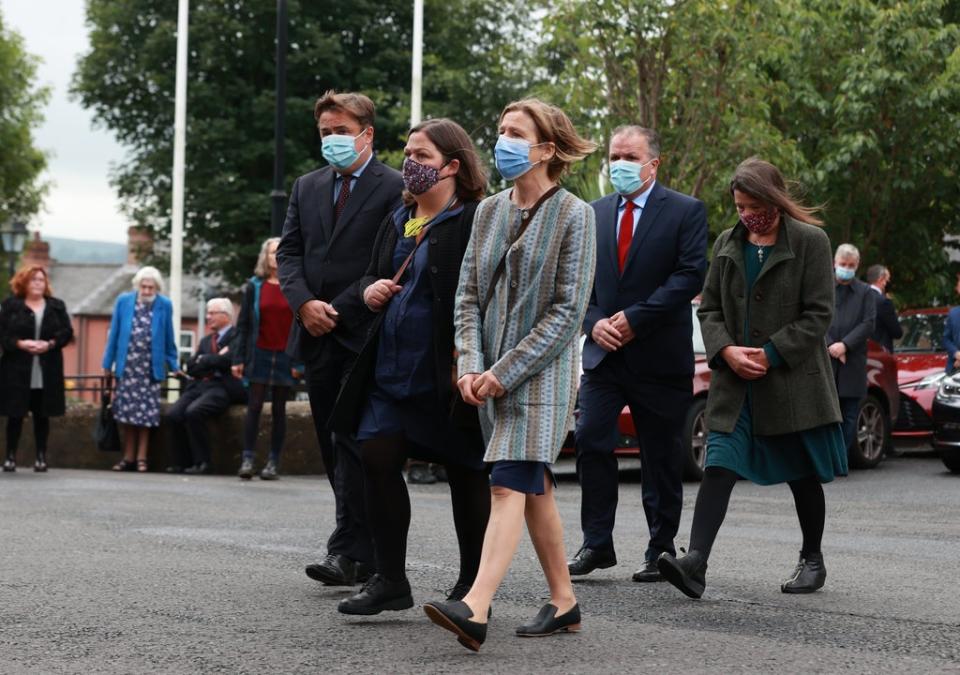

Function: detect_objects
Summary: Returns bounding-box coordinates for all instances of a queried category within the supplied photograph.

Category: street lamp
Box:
[0,220,28,279]
[270,0,288,236]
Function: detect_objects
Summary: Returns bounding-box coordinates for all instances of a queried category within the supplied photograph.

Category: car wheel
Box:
[939,448,960,474]
[682,399,708,481]
[848,395,889,469]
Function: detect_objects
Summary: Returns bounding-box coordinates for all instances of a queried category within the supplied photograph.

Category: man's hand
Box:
[363,279,403,312]
[828,341,847,364]
[721,345,768,380]
[231,364,244,379]
[591,318,623,352]
[291,368,303,380]
[299,299,339,337]
[610,311,636,346]
[458,373,483,407]
[473,370,506,401]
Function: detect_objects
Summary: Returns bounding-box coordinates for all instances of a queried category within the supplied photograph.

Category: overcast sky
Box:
[3,0,128,243]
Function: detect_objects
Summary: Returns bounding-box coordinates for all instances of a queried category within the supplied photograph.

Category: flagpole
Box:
[170,0,189,389]
[410,0,423,126]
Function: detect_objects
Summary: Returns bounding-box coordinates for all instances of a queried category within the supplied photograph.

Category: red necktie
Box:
[617,200,636,273]
[335,174,352,222]
[210,331,219,354]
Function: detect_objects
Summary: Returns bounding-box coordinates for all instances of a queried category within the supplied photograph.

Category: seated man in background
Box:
[166,298,247,474]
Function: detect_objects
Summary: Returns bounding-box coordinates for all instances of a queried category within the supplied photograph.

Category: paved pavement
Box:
[2,451,959,674]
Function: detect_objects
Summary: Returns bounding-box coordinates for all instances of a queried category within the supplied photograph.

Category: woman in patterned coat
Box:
[424,98,597,651]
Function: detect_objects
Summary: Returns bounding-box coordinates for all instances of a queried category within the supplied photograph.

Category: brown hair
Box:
[499,98,597,181]
[10,265,52,298]
[313,90,375,128]
[402,118,488,207]
[730,157,824,226]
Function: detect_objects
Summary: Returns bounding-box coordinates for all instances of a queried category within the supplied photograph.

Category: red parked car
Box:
[564,304,900,478]
[892,307,949,444]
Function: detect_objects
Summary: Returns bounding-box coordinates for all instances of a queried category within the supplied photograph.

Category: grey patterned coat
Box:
[454,188,597,463]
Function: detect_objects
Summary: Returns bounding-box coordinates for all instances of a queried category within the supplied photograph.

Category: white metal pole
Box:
[169,0,189,394]
[410,0,423,126]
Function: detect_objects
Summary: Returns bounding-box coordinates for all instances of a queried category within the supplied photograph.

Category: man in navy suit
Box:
[569,126,708,582]
[277,90,403,587]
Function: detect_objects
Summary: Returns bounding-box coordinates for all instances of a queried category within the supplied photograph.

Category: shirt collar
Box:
[337,153,374,180]
[618,179,657,211]
[870,284,883,295]
[216,325,231,341]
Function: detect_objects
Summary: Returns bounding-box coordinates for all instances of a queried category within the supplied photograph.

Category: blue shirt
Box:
[333,153,374,203]
[615,180,657,240]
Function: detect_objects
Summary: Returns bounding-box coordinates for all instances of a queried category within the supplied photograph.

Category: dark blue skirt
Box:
[489,461,557,496]
[247,347,295,387]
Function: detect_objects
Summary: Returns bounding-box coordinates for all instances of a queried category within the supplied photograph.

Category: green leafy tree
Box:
[72,0,527,286]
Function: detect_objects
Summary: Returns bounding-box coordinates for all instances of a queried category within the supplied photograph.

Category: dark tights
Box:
[360,433,490,584]
[242,383,290,462]
[6,416,50,461]
[689,466,825,558]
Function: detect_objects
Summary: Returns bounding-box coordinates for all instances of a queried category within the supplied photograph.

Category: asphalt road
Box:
[2,450,959,674]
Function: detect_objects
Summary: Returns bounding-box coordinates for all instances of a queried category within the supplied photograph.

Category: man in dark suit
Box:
[570,126,708,582]
[166,298,247,474]
[865,264,902,352]
[828,244,876,450]
[276,90,403,587]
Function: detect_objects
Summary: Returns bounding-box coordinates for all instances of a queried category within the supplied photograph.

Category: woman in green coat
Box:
[658,158,846,598]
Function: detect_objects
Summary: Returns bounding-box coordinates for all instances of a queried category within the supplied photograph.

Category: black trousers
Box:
[575,353,689,562]
[306,338,373,565]
[165,382,231,466]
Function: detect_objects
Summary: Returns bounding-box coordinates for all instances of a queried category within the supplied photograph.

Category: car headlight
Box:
[906,373,946,391]
[937,375,960,400]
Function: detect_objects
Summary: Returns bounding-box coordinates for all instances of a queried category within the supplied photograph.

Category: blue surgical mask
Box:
[321,128,368,170]
[609,159,656,195]
[494,135,546,180]
[835,266,856,282]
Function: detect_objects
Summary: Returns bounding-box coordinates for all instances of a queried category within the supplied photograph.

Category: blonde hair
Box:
[499,98,597,181]
[253,237,281,278]
[132,266,165,293]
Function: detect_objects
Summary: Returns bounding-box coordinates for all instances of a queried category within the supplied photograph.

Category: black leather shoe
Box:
[781,551,826,594]
[631,559,663,582]
[165,465,185,474]
[355,561,373,584]
[515,603,581,637]
[423,600,487,652]
[567,546,617,576]
[338,574,414,615]
[305,554,358,586]
[657,550,708,599]
[237,459,254,480]
[184,462,210,475]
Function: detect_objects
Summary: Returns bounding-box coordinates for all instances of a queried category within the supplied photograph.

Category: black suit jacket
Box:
[184,327,246,402]
[871,289,902,352]
[582,182,708,378]
[276,156,404,363]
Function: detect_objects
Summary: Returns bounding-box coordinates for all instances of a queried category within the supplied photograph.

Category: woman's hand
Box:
[473,370,506,400]
[231,364,244,379]
[721,345,768,380]
[291,368,302,380]
[457,373,484,407]
[363,279,403,312]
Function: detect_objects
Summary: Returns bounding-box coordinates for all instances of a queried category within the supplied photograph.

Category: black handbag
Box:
[94,393,122,453]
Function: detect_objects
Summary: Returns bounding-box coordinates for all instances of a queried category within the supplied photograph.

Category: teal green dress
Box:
[704,241,848,485]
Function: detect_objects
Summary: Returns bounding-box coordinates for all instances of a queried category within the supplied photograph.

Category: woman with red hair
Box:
[0,266,73,472]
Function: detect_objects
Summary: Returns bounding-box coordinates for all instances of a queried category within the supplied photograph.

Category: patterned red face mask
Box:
[741,208,778,235]
[402,157,447,195]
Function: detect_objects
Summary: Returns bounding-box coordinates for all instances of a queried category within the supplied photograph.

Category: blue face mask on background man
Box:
[494,135,548,180]
[835,266,856,282]
[322,128,368,170]
[609,158,656,195]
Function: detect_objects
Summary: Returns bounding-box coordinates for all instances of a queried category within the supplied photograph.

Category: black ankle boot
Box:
[781,551,826,593]
[657,549,708,599]
[337,574,413,615]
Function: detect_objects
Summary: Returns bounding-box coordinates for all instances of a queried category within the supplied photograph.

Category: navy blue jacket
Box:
[943,306,960,373]
[582,182,708,377]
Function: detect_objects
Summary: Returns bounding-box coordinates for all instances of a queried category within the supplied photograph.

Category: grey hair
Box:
[835,243,861,262]
[610,125,661,159]
[132,266,165,293]
[206,297,234,321]
[253,237,281,278]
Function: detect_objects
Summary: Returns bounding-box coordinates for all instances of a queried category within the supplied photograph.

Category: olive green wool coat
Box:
[698,216,842,435]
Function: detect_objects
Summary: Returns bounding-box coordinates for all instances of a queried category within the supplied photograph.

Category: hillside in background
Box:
[47,237,126,264]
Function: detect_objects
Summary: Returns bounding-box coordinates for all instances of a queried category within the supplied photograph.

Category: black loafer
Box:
[305,553,358,586]
[781,551,826,594]
[567,546,617,576]
[657,550,708,599]
[631,559,663,582]
[423,600,487,652]
[338,574,413,615]
[515,603,581,637]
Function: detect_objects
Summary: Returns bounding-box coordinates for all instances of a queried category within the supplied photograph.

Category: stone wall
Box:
[2,401,326,475]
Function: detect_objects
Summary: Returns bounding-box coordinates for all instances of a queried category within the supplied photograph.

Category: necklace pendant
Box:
[757,247,765,263]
